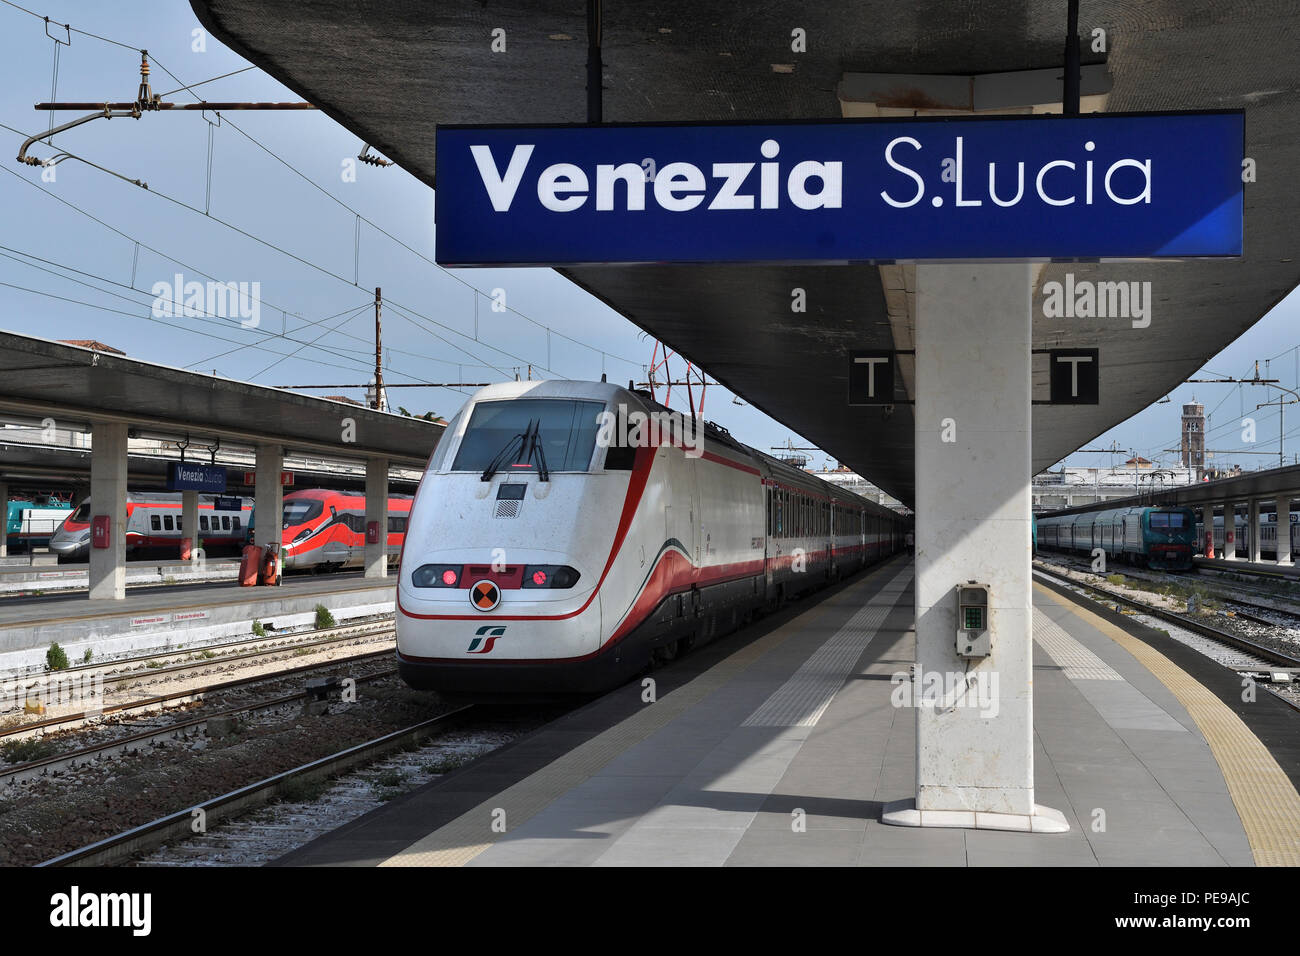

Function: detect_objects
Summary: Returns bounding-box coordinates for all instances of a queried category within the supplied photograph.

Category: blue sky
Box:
[0,0,1296,478]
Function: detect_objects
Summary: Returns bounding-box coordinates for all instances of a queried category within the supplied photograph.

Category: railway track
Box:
[1035,554,1300,627]
[0,646,395,745]
[0,666,397,787]
[1034,563,1300,693]
[37,705,477,867]
[2,614,394,692]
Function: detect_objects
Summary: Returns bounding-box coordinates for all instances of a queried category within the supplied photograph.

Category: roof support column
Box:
[1201,503,1214,559]
[1278,497,1293,566]
[255,444,284,555]
[1223,502,1238,560]
[1248,499,1261,564]
[181,489,199,561]
[0,482,8,559]
[885,263,1065,832]
[364,456,389,579]
[88,421,127,600]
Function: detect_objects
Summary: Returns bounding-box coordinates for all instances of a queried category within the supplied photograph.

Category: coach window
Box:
[200,515,209,531]
[150,514,161,531]
[163,515,174,531]
[221,516,230,530]
[232,516,241,530]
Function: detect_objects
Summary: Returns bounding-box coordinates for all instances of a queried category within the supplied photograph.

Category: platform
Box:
[0,557,244,595]
[0,572,394,666]
[277,556,1300,867]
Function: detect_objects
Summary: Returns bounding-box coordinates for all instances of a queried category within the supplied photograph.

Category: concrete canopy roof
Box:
[0,331,441,468]
[191,0,1300,506]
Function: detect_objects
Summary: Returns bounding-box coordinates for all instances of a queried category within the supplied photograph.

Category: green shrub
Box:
[44,643,69,672]
[314,604,336,629]
[252,620,267,638]
[82,647,94,664]
[1,737,60,764]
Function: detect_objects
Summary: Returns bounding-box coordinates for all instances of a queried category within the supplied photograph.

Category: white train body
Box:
[396,381,905,695]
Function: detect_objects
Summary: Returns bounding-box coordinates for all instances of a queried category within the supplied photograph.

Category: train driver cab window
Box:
[453,398,605,475]
[151,514,161,531]
[282,500,324,527]
[163,515,174,531]
[1149,511,1186,529]
[603,425,637,471]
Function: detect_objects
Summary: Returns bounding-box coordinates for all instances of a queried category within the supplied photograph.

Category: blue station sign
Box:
[435,112,1243,265]
[167,462,227,494]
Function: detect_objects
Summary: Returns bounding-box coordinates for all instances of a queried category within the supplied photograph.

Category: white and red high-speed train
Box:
[396,380,906,695]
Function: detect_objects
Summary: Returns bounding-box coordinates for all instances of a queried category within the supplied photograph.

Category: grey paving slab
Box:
[452,568,1262,867]
[726,827,868,866]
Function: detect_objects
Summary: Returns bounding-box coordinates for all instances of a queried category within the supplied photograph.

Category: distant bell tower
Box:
[1181,398,1205,477]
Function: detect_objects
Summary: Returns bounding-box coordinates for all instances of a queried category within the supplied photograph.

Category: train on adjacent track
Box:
[1200,513,1298,561]
[1034,505,1198,570]
[48,493,253,560]
[4,497,72,553]
[395,380,908,696]
[274,489,412,571]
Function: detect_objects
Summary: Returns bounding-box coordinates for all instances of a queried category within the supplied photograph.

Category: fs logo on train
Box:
[467,625,507,654]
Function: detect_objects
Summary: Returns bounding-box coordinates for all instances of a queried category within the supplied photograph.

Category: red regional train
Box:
[396,380,906,695]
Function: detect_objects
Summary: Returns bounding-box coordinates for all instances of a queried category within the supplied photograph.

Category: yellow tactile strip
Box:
[1037,582,1300,867]
[380,560,911,867]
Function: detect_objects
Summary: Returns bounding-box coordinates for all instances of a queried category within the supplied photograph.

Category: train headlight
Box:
[412,564,463,588]
[292,528,312,543]
[522,565,581,589]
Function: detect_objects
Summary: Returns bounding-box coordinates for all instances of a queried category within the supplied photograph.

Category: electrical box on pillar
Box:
[366,521,381,545]
[956,583,991,658]
[91,515,111,550]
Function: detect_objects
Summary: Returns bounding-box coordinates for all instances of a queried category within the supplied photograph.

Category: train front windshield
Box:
[452,399,604,474]
[282,500,324,527]
[1149,511,1188,529]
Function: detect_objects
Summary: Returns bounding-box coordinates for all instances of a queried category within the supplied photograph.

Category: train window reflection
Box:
[452,399,604,473]
[282,500,324,525]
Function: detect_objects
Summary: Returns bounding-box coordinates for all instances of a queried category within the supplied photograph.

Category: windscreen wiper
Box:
[525,420,550,482]
[480,431,526,481]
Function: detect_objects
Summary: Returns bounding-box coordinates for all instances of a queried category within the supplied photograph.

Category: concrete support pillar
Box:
[884,263,1061,832]
[1201,504,1214,559]
[1223,502,1238,560]
[181,489,199,561]
[1248,499,1261,564]
[1278,497,1294,566]
[0,481,8,558]
[88,422,128,600]
[364,457,389,578]
[254,444,284,555]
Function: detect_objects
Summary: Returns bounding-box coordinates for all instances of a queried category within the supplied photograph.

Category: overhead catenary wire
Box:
[0,160,483,377]
[0,7,670,394]
[0,22,643,389]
